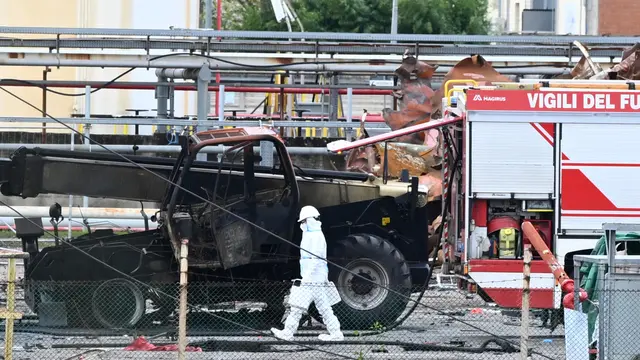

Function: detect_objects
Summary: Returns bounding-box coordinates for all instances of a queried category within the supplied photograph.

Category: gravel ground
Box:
[1,260,567,360]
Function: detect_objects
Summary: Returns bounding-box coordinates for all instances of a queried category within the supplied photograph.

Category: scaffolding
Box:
[0,25,634,139]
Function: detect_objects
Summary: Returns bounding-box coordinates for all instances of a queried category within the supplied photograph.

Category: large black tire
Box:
[315,233,412,330]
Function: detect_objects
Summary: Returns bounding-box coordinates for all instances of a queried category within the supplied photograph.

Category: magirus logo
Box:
[472,94,506,102]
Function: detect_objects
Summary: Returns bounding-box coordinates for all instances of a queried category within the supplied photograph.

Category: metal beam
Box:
[0,117,392,128]
[0,79,400,91]
[0,26,637,45]
[0,143,331,155]
[0,38,628,58]
[0,52,579,72]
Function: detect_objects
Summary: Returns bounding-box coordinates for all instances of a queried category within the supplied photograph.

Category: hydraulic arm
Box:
[0,146,369,202]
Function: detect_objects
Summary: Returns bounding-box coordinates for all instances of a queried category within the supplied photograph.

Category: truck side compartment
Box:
[449,85,640,311]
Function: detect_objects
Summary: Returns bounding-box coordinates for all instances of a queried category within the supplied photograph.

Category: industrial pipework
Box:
[521,221,588,309]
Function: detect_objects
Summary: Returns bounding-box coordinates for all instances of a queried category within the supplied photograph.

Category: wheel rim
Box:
[337,258,389,311]
[92,279,145,329]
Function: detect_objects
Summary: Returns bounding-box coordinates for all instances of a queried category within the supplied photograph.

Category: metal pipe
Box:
[0,218,149,231]
[68,104,76,239]
[205,0,212,29]
[0,143,332,155]
[0,206,160,220]
[0,117,392,127]
[41,67,50,144]
[0,25,637,44]
[0,79,400,91]
[391,0,398,44]
[521,221,588,309]
[156,65,568,78]
[214,0,222,119]
[156,75,169,119]
[0,53,574,74]
[0,80,396,95]
[82,85,91,209]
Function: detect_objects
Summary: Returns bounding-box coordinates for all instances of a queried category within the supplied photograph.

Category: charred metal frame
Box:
[163,128,300,268]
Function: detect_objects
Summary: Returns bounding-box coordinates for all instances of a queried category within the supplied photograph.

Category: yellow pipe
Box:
[444,79,479,106]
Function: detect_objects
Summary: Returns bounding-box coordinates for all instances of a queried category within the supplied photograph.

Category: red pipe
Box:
[1,82,392,95]
[214,0,222,116]
[521,221,588,309]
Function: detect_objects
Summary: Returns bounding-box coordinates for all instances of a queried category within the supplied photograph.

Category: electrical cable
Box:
[0,86,555,359]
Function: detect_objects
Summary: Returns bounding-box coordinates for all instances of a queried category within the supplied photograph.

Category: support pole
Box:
[82,85,91,209]
[156,74,169,133]
[585,0,599,36]
[214,0,222,117]
[218,84,225,125]
[520,245,532,360]
[1,252,28,360]
[329,74,339,138]
[346,87,353,140]
[178,239,189,360]
[41,67,50,144]
[68,115,75,239]
[391,0,398,44]
[205,0,212,29]
[196,64,212,161]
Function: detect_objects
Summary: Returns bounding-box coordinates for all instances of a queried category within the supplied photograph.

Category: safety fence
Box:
[1,264,630,360]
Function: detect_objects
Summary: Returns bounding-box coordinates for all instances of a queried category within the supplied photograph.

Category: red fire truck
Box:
[329,80,640,311]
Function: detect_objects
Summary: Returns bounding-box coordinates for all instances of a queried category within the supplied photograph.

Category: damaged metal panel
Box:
[432,55,513,118]
[374,142,439,178]
[564,41,640,81]
[383,56,438,144]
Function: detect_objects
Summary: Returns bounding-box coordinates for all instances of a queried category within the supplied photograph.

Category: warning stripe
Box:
[468,260,556,309]
[529,122,640,213]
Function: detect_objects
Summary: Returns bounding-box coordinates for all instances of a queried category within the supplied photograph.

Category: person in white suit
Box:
[271,205,344,342]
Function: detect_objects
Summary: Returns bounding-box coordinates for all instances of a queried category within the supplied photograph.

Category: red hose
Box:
[521,221,588,309]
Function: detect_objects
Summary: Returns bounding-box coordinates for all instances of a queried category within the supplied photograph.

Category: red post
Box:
[214,0,222,116]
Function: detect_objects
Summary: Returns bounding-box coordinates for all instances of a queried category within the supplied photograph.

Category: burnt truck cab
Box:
[161,127,301,271]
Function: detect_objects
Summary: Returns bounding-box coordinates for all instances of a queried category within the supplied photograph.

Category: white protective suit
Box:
[270,209,344,342]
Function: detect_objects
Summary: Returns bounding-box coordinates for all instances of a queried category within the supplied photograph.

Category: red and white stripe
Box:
[468,259,560,309]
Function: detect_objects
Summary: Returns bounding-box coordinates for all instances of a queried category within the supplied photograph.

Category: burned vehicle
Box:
[0,126,439,331]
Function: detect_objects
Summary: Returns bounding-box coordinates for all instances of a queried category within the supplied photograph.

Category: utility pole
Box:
[585,0,599,35]
[205,0,212,28]
[391,0,398,44]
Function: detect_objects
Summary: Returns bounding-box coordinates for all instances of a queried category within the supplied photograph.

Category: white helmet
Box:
[298,205,320,222]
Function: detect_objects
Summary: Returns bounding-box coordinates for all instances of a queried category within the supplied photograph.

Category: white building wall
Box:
[0,0,199,135]
[487,0,587,35]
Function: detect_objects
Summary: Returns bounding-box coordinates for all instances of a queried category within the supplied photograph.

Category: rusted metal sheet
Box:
[373,142,440,176]
[347,54,510,180]
[432,55,513,119]
[564,41,640,80]
[382,56,437,144]
[607,43,640,80]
